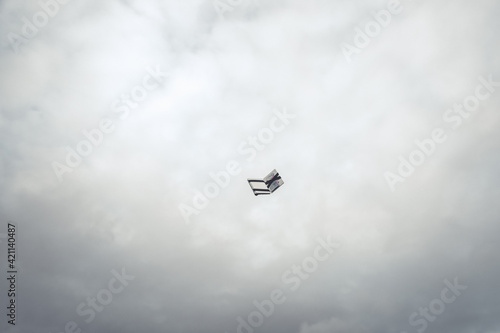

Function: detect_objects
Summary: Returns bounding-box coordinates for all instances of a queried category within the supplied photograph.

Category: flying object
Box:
[247,169,284,196]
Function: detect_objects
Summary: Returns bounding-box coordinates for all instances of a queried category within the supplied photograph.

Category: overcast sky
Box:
[1,0,500,332]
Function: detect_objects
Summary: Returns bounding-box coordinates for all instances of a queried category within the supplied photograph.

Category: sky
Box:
[0,0,499,332]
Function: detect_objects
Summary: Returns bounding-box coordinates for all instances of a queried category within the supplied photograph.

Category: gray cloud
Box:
[0,0,499,332]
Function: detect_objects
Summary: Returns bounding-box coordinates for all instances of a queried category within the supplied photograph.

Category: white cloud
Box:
[1,0,499,332]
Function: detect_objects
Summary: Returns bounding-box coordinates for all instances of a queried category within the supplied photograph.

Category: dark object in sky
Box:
[247,169,284,196]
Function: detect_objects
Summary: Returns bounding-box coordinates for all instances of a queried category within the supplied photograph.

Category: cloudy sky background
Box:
[1,0,499,332]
